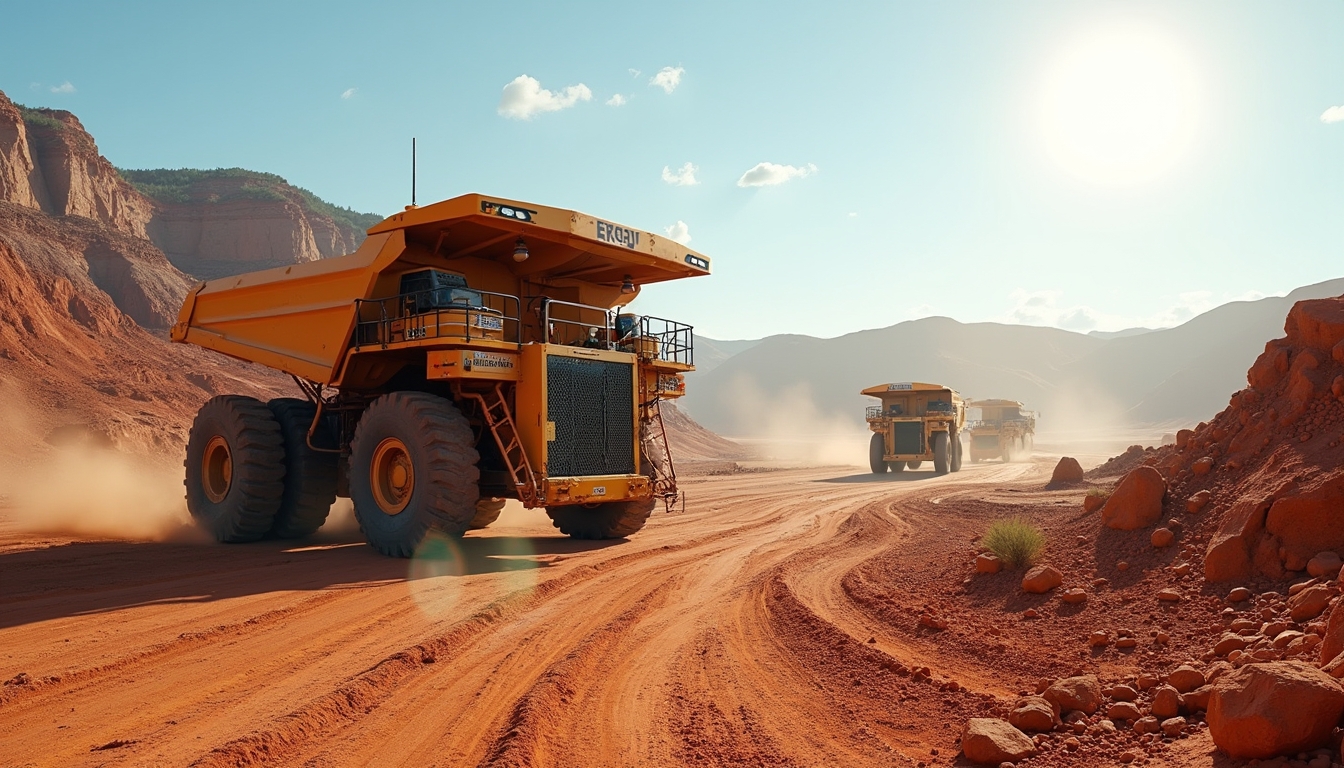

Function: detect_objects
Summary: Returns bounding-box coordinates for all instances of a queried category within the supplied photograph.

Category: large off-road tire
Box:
[469,498,506,529]
[349,392,480,557]
[907,460,923,470]
[890,461,906,472]
[266,398,338,538]
[932,431,950,475]
[546,498,655,539]
[185,395,285,543]
[951,431,963,472]
[868,433,888,474]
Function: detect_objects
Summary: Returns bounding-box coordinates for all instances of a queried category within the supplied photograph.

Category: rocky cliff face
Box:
[123,169,379,278]
[0,90,380,282]
[0,96,154,238]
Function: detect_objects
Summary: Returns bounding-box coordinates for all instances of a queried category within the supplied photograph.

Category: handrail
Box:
[540,299,695,365]
[353,288,522,349]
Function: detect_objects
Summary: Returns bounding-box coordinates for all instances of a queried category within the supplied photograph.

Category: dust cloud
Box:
[0,444,207,542]
[715,375,869,467]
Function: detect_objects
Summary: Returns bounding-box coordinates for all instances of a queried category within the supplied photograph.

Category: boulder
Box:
[1082,493,1107,513]
[1060,588,1087,605]
[1161,717,1187,738]
[1265,477,1344,569]
[1150,685,1181,718]
[1207,661,1344,760]
[1043,675,1101,715]
[1182,685,1212,712]
[975,553,1002,574]
[1107,701,1141,721]
[1204,498,1273,583]
[1308,551,1343,579]
[1100,467,1166,531]
[1214,633,1250,656]
[1151,528,1175,547]
[1192,457,1214,475]
[1228,587,1252,602]
[1049,457,1084,485]
[1167,666,1206,693]
[1021,565,1063,594]
[1007,696,1058,733]
[1108,683,1138,702]
[1186,490,1211,513]
[960,718,1034,764]
[1176,429,1194,448]
[1319,600,1344,666]
[1287,584,1334,622]
[1285,297,1344,352]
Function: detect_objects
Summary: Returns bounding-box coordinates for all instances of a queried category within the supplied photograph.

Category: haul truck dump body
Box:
[862,382,966,475]
[173,193,709,556]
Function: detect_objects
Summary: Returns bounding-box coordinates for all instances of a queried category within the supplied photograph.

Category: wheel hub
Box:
[370,437,414,515]
[202,435,233,503]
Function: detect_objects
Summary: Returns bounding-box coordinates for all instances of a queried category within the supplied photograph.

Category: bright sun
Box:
[1039,27,1200,185]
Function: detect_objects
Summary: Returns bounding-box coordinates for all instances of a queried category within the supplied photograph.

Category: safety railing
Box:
[541,300,695,365]
[637,315,693,366]
[354,289,522,349]
[865,405,884,419]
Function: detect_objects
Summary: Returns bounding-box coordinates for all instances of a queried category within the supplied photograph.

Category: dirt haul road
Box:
[1,461,1046,768]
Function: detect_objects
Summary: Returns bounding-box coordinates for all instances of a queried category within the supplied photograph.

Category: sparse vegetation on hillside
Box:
[117,168,383,233]
[982,517,1046,568]
[16,104,64,131]
[1087,487,1111,502]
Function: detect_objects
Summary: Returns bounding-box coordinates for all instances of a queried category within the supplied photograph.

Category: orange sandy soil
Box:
[0,459,1234,768]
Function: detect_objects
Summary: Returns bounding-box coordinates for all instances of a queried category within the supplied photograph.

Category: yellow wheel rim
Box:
[370,437,414,515]
[202,435,233,503]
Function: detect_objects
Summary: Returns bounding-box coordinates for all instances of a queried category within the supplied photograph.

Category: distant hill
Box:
[1087,327,1155,339]
[682,278,1344,437]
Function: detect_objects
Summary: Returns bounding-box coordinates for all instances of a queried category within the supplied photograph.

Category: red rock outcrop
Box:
[0,92,154,238]
[1094,295,1344,582]
[1100,466,1166,530]
[1207,661,1344,759]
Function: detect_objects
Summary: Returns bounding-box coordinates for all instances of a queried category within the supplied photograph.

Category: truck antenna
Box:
[411,137,417,208]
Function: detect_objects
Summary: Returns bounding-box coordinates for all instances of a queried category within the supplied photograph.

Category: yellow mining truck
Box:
[965,399,1036,463]
[172,193,709,556]
[862,382,966,475]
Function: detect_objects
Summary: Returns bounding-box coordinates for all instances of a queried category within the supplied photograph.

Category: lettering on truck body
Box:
[595,220,640,250]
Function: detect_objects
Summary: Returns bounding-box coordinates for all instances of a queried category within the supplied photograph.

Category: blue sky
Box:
[4,1,1342,339]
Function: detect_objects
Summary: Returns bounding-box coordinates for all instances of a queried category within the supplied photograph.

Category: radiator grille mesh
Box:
[546,356,635,476]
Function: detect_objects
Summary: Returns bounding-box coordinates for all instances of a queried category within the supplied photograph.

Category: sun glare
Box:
[1039,26,1200,185]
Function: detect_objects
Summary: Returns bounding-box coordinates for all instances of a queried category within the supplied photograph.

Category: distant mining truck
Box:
[965,399,1036,463]
[863,382,966,475]
[172,193,709,556]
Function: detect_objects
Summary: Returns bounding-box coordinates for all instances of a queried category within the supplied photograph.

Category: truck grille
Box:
[546,356,635,476]
[893,422,923,455]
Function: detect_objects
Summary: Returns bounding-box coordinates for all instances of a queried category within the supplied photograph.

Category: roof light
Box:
[512,238,530,263]
[620,275,636,295]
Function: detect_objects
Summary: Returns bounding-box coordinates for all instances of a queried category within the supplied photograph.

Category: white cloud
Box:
[1321,105,1344,124]
[497,75,592,120]
[847,212,859,218]
[49,81,75,94]
[628,68,642,79]
[664,221,692,245]
[341,87,357,100]
[661,162,699,186]
[736,162,817,188]
[606,94,627,107]
[649,66,684,94]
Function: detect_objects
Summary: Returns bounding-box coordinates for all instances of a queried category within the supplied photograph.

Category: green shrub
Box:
[16,105,64,131]
[1086,488,1111,501]
[982,517,1046,569]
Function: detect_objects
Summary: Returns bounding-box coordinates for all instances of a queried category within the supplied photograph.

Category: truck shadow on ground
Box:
[819,471,948,484]
[0,533,621,630]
